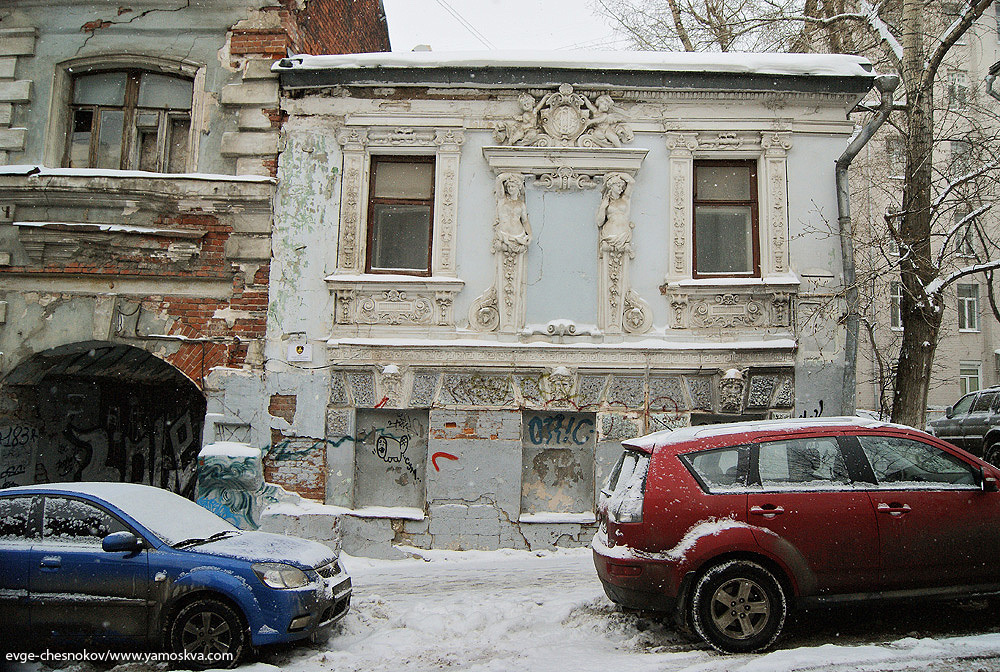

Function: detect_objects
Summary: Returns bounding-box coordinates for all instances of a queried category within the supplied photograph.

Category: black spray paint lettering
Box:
[0,425,39,447]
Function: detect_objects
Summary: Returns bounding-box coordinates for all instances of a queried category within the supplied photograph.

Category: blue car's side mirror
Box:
[102,531,143,553]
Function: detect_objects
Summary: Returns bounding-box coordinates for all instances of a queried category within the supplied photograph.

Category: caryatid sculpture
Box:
[597,172,635,256]
[492,172,532,253]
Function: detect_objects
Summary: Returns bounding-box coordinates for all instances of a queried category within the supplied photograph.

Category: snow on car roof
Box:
[623,416,907,452]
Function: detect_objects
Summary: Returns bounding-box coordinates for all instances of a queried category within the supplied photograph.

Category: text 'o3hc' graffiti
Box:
[526,413,594,446]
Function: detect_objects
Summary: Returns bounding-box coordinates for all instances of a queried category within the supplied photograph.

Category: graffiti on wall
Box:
[525,412,595,446]
[355,410,428,509]
[0,425,38,488]
[197,453,267,529]
[521,411,596,514]
[20,379,206,498]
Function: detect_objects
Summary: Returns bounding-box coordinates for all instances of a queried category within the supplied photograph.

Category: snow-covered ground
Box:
[256,547,1000,672]
[17,546,1000,672]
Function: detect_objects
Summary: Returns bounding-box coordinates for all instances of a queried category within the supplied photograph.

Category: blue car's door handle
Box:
[39,556,61,568]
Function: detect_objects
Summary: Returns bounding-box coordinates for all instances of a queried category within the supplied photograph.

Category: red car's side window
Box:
[757,437,850,487]
[681,445,749,493]
[856,435,977,487]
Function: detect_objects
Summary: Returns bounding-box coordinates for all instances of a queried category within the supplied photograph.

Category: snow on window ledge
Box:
[519,512,596,524]
[346,506,426,521]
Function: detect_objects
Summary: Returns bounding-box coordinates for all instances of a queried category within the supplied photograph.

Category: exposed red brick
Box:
[269,394,296,423]
[81,19,113,33]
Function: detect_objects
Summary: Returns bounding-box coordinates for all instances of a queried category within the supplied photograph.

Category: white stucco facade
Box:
[258,52,877,553]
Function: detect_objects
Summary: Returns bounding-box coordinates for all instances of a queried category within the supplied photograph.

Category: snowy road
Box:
[248,547,1000,672]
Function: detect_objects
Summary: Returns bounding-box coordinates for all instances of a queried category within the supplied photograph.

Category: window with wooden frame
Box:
[66,70,192,172]
[693,160,760,277]
[366,156,436,275]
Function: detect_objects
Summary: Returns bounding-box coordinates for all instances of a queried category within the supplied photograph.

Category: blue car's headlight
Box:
[252,562,310,589]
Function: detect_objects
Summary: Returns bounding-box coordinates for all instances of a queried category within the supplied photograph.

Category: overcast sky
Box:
[381,0,629,52]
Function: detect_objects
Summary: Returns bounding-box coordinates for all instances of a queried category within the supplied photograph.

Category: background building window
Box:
[890,281,903,330]
[886,136,905,175]
[950,140,972,176]
[66,70,192,172]
[955,208,976,257]
[958,283,980,331]
[520,411,595,515]
[693,160,759,277]
[960,362,982,396]
[366,156,435,275]
[947,70,968,110]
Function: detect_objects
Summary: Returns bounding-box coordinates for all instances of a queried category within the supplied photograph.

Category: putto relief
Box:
[493,84,633,148]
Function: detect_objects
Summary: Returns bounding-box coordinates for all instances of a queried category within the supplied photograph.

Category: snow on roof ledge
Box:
[0,164,275,183]
[274,50,875,80]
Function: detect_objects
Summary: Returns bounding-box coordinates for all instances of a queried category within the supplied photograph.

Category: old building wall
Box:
[264,54,874,553]
[0,0,388,495]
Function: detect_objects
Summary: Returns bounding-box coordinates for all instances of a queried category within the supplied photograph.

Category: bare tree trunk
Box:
[891,0,940,429]
[791,0,819,52]
[665,0,695,51]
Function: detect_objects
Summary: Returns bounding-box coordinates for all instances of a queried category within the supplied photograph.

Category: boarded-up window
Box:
[354,410,428,510]
[521,411,596,514]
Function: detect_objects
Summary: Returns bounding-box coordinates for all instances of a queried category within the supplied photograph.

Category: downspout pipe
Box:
[836,73,899,416]
[987,61,1000,102]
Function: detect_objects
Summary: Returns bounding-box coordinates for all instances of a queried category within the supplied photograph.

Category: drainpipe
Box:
[836,73,900,416]
[987,61,1000,102]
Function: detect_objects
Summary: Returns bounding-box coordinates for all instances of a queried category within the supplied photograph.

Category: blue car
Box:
[0,482,351,667]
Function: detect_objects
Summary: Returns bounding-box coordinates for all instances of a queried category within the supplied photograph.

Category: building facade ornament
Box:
[659,285,798,332]
[664,129,792,283]
[596,173,652,335]
[377,363,406,408]
[493,84,633,148]
[328,276,465,332]
[537,366,577,407]
[719,367,747,413]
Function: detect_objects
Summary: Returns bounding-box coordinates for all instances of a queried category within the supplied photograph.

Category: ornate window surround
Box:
[665,130,792,281]
[43,54,206,172]
[663,130,798,332]
[328,124,466,331]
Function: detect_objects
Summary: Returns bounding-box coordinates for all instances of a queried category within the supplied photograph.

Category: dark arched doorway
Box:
[0,342,206,497]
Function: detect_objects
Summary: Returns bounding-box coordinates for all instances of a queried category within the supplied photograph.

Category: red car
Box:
[593,417,1000,653]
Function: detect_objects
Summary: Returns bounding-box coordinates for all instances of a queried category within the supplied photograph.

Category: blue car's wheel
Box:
[169,597,247,669]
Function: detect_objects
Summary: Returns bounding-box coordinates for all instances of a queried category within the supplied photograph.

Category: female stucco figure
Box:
[597,173,635,254]
[493,173,532,253]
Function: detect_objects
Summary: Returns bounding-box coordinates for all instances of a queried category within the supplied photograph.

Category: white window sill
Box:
[519,512,596,524]
[326,273,464,291]
[959,329,981,334]
[665,273,800,289]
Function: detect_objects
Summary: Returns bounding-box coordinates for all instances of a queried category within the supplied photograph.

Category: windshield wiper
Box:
[173,530,240,549]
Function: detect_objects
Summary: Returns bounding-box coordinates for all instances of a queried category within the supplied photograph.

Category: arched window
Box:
[65,69,192,172]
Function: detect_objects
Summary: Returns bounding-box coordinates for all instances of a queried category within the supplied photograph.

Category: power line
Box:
[555,35,633,50]
[434,0,497,49]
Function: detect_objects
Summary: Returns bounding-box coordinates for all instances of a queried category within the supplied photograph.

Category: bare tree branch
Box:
[921,0,994,93]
